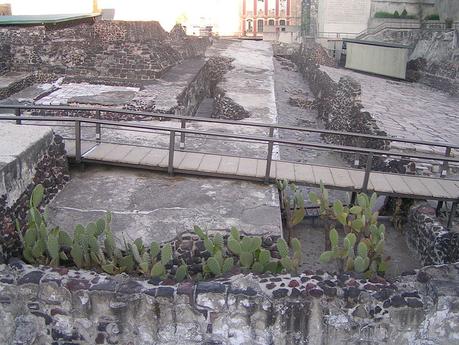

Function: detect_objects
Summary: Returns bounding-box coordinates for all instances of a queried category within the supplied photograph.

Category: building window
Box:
[268,19,275,26]
[246,19,253,33]
[279,19,286,26]
[257,19,264,33]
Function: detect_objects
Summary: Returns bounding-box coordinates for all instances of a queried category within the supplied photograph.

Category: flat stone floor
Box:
[35,83,139,106]
[320,65,459,156]
[45,165,281,244]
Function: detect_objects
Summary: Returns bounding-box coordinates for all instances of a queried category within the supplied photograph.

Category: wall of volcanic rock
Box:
[406,203,459,265]
[0,21,209,81]
[0,129,69,260]
[294,43,389,154]
[0,261,457,345]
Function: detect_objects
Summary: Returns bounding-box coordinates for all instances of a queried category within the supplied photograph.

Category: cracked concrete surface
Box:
[46,166,281,244]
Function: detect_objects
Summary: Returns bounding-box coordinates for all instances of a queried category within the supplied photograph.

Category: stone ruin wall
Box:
[293,43,390,168]
[407,29,459,95]
[0,260,457,345]
[0,132,69,259]
[0,21,209,81]
[405,203,459,265]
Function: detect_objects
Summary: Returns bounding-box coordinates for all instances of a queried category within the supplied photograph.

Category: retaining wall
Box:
[0,21,209,81]
[0,261,457,345]
[406,203,459,265]
[294,44,389,152]
[0,124,69,258]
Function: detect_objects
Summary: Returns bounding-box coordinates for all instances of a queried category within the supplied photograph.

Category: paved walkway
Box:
[320,66,459,156]
[66,141,459,202]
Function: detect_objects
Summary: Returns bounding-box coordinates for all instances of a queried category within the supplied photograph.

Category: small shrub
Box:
[401,9,408,18]
[424,14,440,21]
[374,11,395,19]
[394,11,400,18]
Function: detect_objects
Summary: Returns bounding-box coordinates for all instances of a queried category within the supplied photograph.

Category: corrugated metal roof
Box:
[0,13,100,25]
[343,38,412,49]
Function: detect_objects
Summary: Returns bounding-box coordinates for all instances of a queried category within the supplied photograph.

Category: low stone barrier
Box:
[294,45,389,152]
[406,203,459,265]
[0,125,69,258]
[0,261,457,345]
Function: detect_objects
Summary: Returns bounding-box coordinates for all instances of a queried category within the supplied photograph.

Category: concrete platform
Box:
[0,123,53,205]
[45,165,282,244]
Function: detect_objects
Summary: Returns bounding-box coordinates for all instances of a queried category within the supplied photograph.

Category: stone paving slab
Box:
[45,166,282,243]
[320,66,459,157]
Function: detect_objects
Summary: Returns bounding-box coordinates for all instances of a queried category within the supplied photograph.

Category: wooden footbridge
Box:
[1,104,458,227]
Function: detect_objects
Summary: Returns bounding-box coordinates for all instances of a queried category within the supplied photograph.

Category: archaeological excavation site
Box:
[0,0,458,344]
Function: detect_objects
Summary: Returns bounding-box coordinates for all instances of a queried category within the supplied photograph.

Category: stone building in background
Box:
[0,3,11,16]
[240,0,302,42]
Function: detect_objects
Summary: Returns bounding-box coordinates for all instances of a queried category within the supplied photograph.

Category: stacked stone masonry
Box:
[0,261,457,345]
[0,21,209,81]
[0,133,69,259]
[294,44,389,158]
[406,203,459,265]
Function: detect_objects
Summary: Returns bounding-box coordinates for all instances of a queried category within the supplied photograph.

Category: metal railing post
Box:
[354,153,360,168]
[15,108,21,125]
[441,146,451,177]
[264,127,274,183]
[361,153,373,193]
[95,110,101,143]
[437,146,451,215]
[180,119,186,150]
[447,202,457,229]
[75,120,82,164]
[168,131,176,176]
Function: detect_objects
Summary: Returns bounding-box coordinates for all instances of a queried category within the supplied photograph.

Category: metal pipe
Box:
[168,131,176,176]
[75,120,81,163]
[447,202,457,229]
[2,115,459,165]
[0,104,457,150]
[180,119,186,150]
[441,147,451,177]
[15,108,21,125]
[361,153,373,193]
[96,109,101,143]
[264,128,275,183]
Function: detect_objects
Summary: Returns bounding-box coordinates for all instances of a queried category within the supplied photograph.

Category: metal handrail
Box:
[1,104,458,151]
[1,115,458,165]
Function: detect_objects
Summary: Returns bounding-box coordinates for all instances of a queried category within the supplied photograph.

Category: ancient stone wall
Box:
[0,261,457,344]
[406,203,459,265]
[294,44,389,152]
[408,30,459,95]
[0,43,11,75]
[0,132,69,259]
[0,21,209,81]
[0,73,37,100]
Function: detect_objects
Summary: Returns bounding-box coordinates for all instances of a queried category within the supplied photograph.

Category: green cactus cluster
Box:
[17,184,302,282]
[17,184,72,267]
[18,184,188,282]
[195,226,302,277]
[309,182,389,277]
[277,179,306,231]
